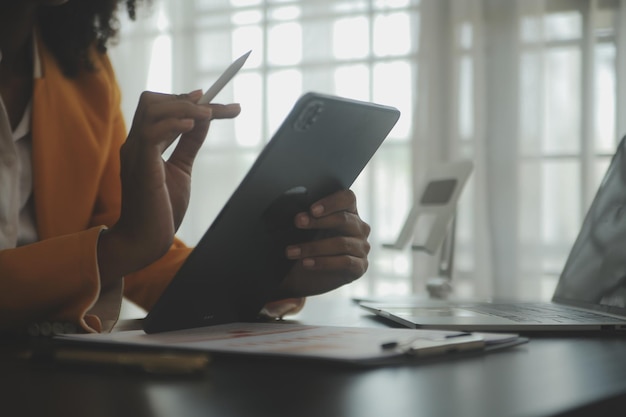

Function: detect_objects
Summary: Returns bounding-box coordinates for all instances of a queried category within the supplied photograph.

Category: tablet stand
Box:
[421,218,455,299]
[383,160,473,299]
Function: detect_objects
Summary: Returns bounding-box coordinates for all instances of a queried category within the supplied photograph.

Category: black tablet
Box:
[143,92,400,333]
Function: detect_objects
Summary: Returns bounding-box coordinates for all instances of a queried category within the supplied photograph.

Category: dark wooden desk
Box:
[3,294,626,417]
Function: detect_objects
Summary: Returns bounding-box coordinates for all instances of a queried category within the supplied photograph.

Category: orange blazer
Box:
[0,37,191,333]
[0,36,304,333]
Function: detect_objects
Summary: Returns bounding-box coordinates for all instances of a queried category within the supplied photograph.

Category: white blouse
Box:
[0,50,39,250]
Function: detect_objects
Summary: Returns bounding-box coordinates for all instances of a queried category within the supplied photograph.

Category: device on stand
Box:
[384,160,473,299]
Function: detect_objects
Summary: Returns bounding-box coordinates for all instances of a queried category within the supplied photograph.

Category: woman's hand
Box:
[98,90,240,283]
[273,189,371,299]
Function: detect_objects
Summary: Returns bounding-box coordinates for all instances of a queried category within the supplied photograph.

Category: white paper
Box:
[57,322,520,363]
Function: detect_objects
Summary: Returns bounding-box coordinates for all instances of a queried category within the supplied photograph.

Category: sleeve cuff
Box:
[259,298,306,319]
[85,226,123,333]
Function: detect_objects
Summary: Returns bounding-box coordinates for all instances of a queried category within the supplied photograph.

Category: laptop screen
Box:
[553,136,626,317]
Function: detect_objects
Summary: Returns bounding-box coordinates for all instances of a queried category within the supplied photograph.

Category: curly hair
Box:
[37,0,145,77]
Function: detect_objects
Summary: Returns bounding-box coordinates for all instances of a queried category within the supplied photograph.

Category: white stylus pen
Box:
[197,50,251,104]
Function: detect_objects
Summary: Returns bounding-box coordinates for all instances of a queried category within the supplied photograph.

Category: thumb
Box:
[167,117,211,173]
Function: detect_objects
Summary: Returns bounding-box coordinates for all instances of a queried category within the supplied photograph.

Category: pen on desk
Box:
[381,334,486,357]
[27,347,211,376]
[445,332,472,339]
[58,348,211,375]
[381,341,400,350]
[380,332,474,350]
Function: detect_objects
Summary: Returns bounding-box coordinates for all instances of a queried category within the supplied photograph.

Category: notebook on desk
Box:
[58,322,527,367]
[143,92,400,333]
[361,136,626,332]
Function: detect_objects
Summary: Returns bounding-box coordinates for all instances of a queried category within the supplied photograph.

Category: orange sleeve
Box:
[123,238,192,312]
[1,40,303,334]
[0,227,104,333]
[0,41,124,334]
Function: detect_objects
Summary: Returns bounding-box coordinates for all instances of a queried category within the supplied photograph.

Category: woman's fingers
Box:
[113,89,241,272]
[309,189,359,215]
[287,236,370,260]
[208,102,242,119]
[129,91,242,161]
[167,103,241,172]
[295,209,370,238]
[282,189,371,291]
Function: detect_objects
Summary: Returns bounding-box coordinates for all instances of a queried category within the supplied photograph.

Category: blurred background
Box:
[110,0,626,304]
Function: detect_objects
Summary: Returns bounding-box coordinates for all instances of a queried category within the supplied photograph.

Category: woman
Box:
[0,0,371,333]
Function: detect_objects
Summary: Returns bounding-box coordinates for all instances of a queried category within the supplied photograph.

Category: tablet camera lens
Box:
[294,101,324,131]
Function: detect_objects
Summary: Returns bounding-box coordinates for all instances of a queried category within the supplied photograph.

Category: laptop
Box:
[361,136,626,332]
[143,92,400,333]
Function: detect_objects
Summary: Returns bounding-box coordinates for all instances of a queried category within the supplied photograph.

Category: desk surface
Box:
[4,294,626,417]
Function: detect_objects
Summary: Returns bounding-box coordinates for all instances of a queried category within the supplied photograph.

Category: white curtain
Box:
[110,0,626,304]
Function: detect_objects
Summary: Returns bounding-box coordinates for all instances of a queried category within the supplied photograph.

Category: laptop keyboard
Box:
[464,303,626,324]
